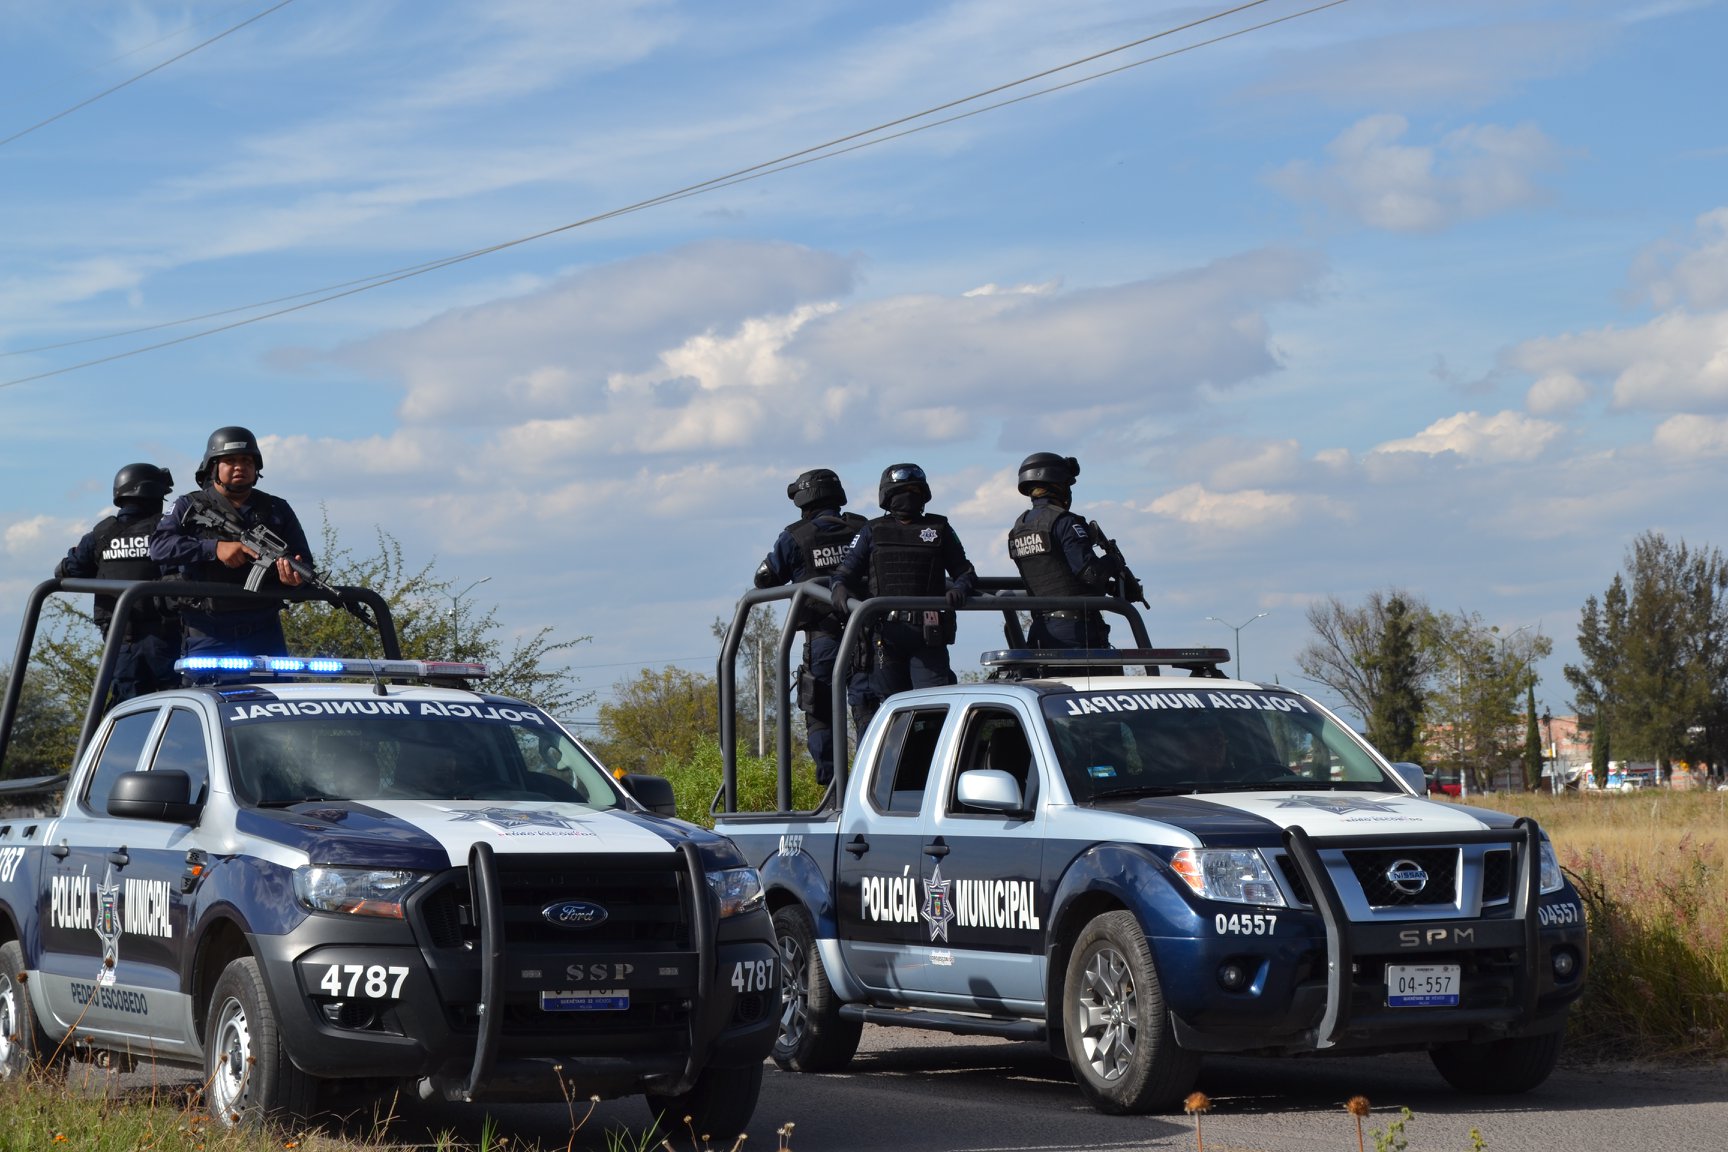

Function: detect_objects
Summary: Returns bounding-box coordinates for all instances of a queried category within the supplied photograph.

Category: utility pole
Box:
[447,576,492,657]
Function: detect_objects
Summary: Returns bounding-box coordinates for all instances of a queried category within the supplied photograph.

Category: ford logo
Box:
[542,900,609,929]
[1384,859,1429,896]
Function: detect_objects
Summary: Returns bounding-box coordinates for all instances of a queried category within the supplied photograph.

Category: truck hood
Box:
[237,798,684,869]
[1084,790,1516,847]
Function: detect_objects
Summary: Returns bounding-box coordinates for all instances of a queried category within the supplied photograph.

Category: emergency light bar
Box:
[980,647,1232,669]
[174,656,489,680]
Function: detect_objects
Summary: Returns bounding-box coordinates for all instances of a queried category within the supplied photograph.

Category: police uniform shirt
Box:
[151,488,315,584]
[1010,498,1109,592]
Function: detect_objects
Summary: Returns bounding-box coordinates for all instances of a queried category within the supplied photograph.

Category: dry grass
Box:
[1464,789,1728,1059]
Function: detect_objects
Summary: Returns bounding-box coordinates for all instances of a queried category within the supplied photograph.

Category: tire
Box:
[645,1060,764,1141]
[1061,910,1200,1114]
[1430,1027,1565,1095]
[0,940,61,1079]
[771,904,861,1073]
[203,957,319,1128]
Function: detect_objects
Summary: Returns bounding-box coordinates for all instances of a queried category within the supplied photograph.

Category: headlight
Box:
[1169,848,1287,907]
[294,866,426,918]
[1538,841,1564,894]
[707,867,765,918]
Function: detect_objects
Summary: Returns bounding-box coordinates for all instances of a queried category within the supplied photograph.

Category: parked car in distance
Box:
[1421,766,1462,797]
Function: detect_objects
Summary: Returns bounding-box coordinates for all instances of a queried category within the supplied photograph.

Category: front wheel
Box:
[645,1060,763,1141]
[0,940,62,1079]
[204,957,319,1127]
[1430,1028,1564,1094]
[1062,910,1199,1114]
[772,904,861,1072]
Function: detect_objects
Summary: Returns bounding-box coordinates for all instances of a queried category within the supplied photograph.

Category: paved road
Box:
[349,1028,1728,1152]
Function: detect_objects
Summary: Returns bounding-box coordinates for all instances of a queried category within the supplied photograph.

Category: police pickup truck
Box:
[712,584,1588,1114]
[0,578,777,1134]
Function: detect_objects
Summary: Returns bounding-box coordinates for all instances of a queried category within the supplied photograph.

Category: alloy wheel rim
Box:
[777,931,810,1048]
[0,979,19,1075]
[1074,945,1138,1082]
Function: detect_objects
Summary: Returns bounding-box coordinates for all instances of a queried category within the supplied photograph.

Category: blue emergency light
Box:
[174,656,489,680]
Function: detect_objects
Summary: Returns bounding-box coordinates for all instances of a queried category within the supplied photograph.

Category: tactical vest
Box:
[1008,504,1093,597]
[785,511,866,631]
[184,487,294,593]
[90,509,171,634]
[867,514,949,597]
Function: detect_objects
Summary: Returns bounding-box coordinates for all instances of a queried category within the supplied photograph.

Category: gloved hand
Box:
[945,585,967,609]
[830,583,852,615]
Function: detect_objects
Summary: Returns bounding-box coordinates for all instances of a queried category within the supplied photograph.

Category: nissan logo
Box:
[1384,859,1429,896]
[542,900,609,929]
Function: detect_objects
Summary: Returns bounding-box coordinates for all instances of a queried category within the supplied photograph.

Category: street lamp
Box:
[447,576,492,656]
[1542,706,1556,796]
[1205,612,1268,682]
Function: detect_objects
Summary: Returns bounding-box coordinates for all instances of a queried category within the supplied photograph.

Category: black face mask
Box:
[887,492,924,516]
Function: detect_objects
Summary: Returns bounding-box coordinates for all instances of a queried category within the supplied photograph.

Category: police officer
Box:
[55,463,182,702]
[830,464,976,723]
[1006,452,1126,653]
[150,426,313,658]
[752,469,869,785]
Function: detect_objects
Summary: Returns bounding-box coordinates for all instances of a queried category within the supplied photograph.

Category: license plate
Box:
[1386,964,1460,1007]
[541,989,629,1012]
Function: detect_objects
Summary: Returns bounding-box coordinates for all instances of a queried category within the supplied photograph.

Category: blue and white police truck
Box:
[0,578,777,1134]
[712,583,1588,1114]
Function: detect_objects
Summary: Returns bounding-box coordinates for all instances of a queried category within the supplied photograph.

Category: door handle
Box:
[108,847,130,868]
[50,841,69,859]
[923,839,949,858]
[844,835,869,858]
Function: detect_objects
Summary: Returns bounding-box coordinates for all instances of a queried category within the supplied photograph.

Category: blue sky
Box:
[3,0,1725,735]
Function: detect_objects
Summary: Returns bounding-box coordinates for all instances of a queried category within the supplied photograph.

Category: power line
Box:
[0,0,299,149]
[0,0,1349,389]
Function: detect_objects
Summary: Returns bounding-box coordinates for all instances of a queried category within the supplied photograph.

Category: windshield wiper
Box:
[1088,784,1188,800]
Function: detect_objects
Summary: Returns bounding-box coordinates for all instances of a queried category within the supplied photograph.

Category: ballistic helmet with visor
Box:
[1017,452,1079,496]
[788,468,847,510]
[195,426,263,485]
[112,463,174,505]
[878,462,931,509]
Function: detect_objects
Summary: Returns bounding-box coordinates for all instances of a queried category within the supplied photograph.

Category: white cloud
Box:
[1371,410,1562,462]
[1652,413,1728,457]
[1632,207,1728,310]
[1146,483,1345,532]
[1509,311,1728,413]
[1267,114,1563,233]
[1526,371,1591,415]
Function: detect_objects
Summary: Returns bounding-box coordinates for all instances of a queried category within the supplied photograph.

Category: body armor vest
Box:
[1008,504,1093,597]
[868,514,949,597]
[184,487,293,592]
[786,511,866,631]
[90,509,170,634]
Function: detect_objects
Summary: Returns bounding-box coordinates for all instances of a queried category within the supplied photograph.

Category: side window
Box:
[83,710,160,814]
[150,708,211,805]
[868,707,948,816]
[948,708,1034,814]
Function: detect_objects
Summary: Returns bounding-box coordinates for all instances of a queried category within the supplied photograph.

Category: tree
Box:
[1523,684,1544,792]
[594,667,721,774]
[1296,588,1436,752]
[1423,612,1551,794]
[1566,576,1627,788]
[711,606,790,759]
[1363,595,1427,761]
[0,663,80,779]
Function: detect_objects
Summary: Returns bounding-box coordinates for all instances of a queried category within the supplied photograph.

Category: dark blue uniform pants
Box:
[867,618,957,714]
[801,630,871,785]
[110,631,182,703]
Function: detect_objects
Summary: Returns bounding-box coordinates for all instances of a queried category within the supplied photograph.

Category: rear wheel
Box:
[204,957,319,1127]
[771,904,860,1072]
[0,940,61,1079]
[1062,910,1199,1114]
[645,1060,763,1141]
[1430,1028,1564,1094]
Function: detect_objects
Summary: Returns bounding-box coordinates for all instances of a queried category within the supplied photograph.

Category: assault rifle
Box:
[182,502,375,626]
[1086,519,1149,609]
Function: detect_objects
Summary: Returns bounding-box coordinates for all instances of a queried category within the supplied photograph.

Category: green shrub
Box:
[655,738,828,828]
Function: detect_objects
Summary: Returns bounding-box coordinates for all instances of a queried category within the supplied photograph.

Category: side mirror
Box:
[108,770,201,823]
[1388,762,1426,796]
[955,769,1026,815]
[622,773,678,818]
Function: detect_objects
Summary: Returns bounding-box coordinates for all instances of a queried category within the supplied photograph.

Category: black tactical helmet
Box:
[112,463,173,504]
[195,425,263,485]
[878,462,931,510]
[1016,451,1080,496]
[787,468,847,510]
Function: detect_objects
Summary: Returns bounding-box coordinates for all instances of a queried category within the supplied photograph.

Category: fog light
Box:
[1217,962,1249,991]
[1552,948,1578,980]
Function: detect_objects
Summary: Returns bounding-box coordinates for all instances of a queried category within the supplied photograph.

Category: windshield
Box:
[220,698,622,809]
[1041,686,1395,803]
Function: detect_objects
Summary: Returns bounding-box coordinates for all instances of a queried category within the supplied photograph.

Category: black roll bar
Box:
[716,580,1151,816]
[0,577,400,774]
